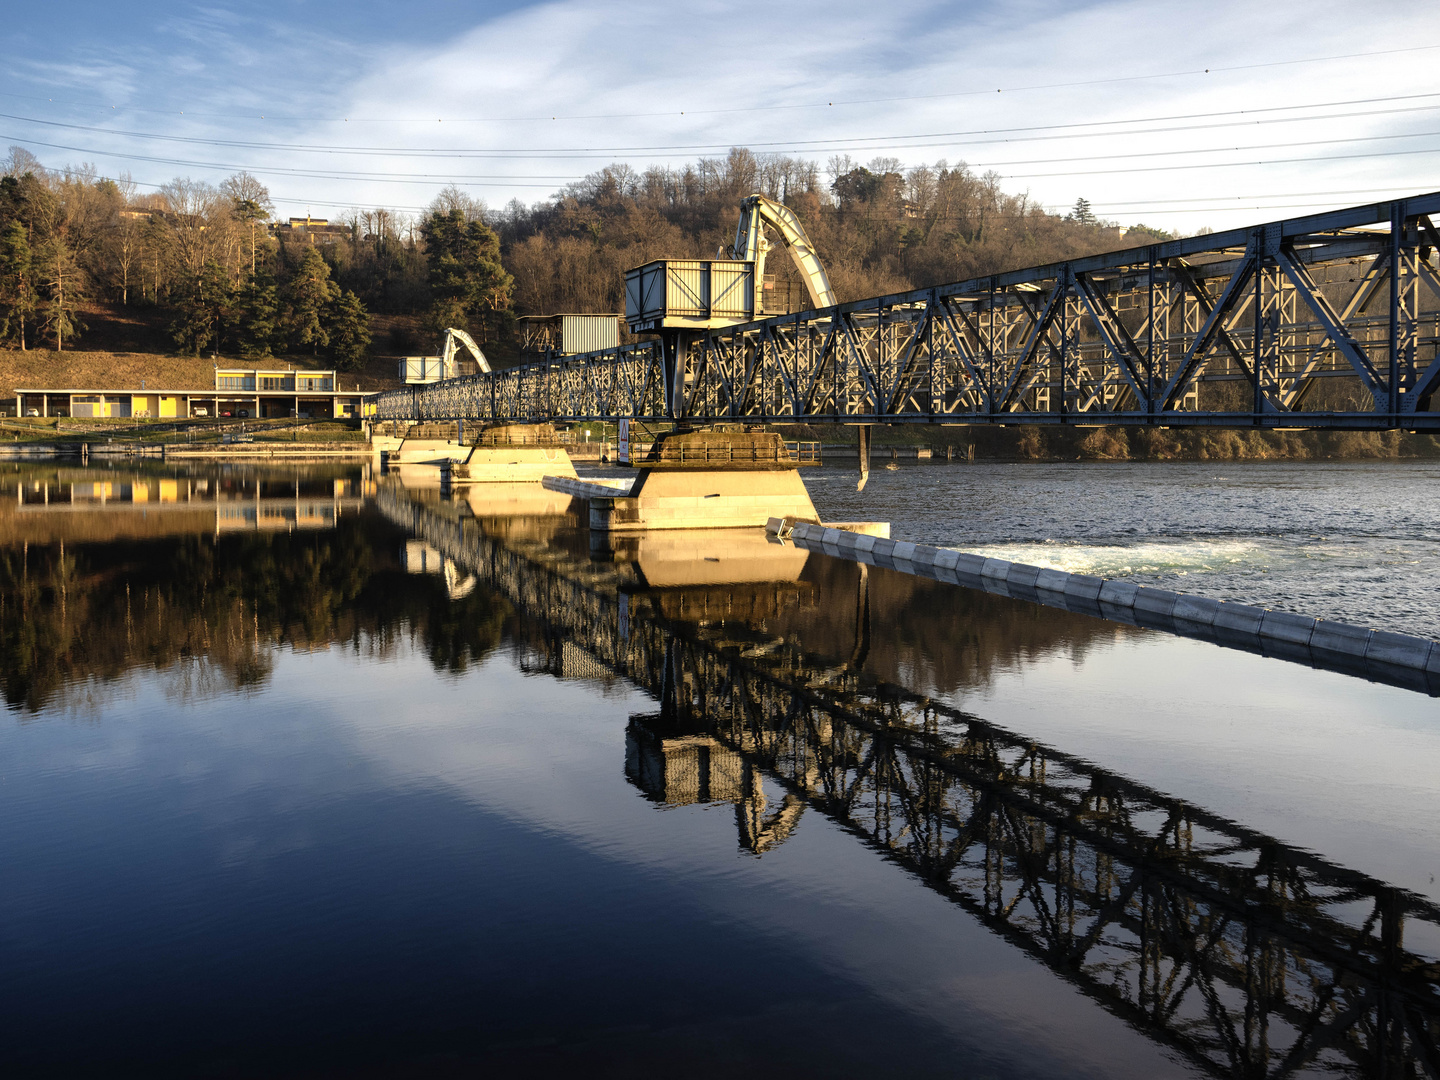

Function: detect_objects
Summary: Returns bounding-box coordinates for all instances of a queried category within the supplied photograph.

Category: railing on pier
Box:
[375,192,1440,431]
[630,439,820,465]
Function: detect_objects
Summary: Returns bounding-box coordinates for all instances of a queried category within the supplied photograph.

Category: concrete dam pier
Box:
[378,423,883,534]
[587,430,818,533]
[375,423,579,483]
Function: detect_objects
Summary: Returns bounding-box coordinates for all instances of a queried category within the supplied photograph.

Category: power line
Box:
[4,92,1440,158]
[3,42,1437,124]
[995,145,1440,182]
[9,127,1437,188]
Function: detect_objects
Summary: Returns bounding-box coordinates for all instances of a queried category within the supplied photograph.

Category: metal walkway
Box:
[377,191,1440,430]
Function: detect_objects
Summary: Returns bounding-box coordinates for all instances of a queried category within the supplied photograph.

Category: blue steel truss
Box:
[376,192,1440,430]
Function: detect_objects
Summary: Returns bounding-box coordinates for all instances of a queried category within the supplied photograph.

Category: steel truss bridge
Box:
[378,483,1440,1078]
[376,193,1440,431]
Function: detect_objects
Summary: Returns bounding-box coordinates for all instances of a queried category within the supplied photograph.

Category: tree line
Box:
[0,148,513,368]
[492,148,1171,317]
[0,142,1164,365]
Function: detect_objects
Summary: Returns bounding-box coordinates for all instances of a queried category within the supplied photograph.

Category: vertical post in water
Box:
[857,424,872,491]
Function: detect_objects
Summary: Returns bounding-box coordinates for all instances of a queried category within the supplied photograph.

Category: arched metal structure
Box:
[723,193,838,311]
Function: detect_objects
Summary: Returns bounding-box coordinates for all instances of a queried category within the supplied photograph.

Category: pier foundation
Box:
[384,423,580,482]
[589,429,816,532]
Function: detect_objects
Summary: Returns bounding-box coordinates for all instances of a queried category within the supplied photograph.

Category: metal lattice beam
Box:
[377,193,1440,430]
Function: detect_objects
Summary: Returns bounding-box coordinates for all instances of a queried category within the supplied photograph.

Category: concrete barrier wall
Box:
[540,475,635,498]
[777,521,1440,697]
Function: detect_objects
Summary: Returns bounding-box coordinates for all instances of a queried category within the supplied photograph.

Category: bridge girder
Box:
[379,193,1440,431]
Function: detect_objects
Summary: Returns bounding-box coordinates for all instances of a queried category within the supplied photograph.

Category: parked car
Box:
[193,407,209,417]
[25,408,39,417]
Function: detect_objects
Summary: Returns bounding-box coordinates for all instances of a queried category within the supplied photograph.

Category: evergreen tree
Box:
[0,221,35,350]
[327,289,371,370]
[36,237,85,351]
[285,246,338,354]
[234,270,282,358]
[169,261,232,356]
[419,209,512,343]
[1071,197,1096,226]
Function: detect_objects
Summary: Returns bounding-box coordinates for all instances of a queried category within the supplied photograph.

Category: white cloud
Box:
[6,0,1439,235]
[293,0,1440,232]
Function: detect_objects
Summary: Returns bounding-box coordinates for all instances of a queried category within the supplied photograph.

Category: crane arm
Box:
[440,327,492,374]
[727,194,837,311]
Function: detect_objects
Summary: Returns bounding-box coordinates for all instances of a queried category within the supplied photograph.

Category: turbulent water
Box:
[801,459,1440,638]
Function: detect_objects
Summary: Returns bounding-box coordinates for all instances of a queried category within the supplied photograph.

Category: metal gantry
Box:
[378,483,1440,1078]
[376,192,1440,430]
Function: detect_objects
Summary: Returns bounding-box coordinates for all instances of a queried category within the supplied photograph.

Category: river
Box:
[0,459,1434,1077]
[799,458,1440,639]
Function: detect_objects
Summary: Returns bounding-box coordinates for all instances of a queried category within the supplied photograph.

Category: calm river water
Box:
[0,459,1435,1077]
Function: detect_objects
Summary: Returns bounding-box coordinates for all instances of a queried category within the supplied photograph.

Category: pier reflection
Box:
[380,478,1440,1080]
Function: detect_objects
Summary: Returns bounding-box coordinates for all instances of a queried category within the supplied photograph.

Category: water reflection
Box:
[0,464,508,711]
[383,477,1440,1079]
[1,462,1437,1076]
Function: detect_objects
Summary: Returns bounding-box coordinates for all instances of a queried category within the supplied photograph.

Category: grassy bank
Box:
[0,347,400,399]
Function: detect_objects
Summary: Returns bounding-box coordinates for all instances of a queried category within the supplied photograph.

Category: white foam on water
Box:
[956,538,1280,579]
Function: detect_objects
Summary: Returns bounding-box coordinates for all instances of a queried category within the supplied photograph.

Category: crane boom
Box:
[440,327,491,374]
[725,195,836,311]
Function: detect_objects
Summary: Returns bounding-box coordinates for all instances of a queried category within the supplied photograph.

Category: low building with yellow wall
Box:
[18,367,366,421]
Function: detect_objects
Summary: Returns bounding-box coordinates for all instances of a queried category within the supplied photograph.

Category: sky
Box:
[2,0,1439,236]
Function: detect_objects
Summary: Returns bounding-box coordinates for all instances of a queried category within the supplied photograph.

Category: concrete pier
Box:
[382,423,580,483]
[588,430,819,532]
[591,467,820,532]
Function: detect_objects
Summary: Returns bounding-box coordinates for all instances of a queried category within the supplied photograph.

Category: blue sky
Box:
[3,0,1439,234]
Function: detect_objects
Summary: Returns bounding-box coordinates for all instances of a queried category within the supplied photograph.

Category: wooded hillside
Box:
[0,144,1167,372]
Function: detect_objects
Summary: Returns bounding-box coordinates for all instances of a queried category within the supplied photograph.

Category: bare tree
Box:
[2,145,44,178]
[427,184,487,223]
[221,172,274,275]
[159,177,228,275]
[106,215,143,305]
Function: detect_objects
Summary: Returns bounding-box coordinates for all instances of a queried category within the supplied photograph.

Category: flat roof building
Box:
[17,367,366,421]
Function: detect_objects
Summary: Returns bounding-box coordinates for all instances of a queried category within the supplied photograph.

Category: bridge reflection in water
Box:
[378,479,1440,1079]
